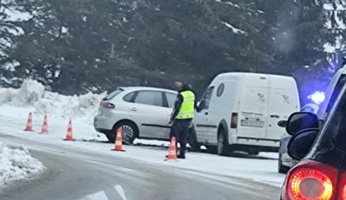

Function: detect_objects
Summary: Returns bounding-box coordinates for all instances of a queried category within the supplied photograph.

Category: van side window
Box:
[199,86,215,110]
[216,83,225,97]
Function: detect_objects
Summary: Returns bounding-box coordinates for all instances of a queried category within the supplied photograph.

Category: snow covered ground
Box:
[0,80,285,187]
[0,142,45,190]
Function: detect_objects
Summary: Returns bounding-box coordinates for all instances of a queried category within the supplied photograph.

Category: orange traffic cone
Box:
[165,136,177,161]
[64,119,75,141]
[40,115,48,134]
[24,112,34,132]
[112,128,125,152]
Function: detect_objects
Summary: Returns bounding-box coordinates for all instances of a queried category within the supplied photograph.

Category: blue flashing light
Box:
[308,91,325,105]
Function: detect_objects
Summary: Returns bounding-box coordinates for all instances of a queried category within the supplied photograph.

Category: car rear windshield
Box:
[103,88,124,100]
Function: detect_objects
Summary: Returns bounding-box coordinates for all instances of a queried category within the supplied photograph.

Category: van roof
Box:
[215,72,294,80]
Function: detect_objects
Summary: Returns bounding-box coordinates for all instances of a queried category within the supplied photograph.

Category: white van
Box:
[193,72,300,155]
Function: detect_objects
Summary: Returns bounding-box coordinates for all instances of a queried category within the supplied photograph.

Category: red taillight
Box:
[285,161,338,200]
[338,171,346,199]
[231,113,238,129]
[103,102,115,109]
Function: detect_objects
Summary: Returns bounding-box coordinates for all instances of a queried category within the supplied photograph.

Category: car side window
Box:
[165,92,178,108]
[123,92,136,102]
[199,86,215,110]
[325,75,346,116]
[134,91,163,107]
[308,84,346,161]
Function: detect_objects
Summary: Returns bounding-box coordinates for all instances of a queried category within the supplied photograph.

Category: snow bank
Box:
[0,79,105,120]
[0,142,45,189]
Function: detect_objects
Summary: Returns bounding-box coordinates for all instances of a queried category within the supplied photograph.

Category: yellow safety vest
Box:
[176,90,195,119]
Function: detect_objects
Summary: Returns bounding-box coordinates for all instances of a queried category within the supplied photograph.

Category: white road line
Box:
[115,185,128,200]
[86,191,109,200]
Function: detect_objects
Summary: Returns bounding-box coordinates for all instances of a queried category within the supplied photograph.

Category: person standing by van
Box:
[169,81,195,159]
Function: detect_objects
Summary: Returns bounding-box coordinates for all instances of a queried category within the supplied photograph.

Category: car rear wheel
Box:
[109,121,138,145]
[217,130,228,156]
[278,153,290,174]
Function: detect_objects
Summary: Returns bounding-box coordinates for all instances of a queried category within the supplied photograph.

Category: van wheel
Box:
[217,131,228,156]
[112,121,138,145]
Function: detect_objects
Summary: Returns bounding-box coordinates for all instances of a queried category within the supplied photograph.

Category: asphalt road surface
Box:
[0,133,280,200]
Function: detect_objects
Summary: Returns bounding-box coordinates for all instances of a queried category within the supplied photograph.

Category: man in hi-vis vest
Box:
[169,81,195,159]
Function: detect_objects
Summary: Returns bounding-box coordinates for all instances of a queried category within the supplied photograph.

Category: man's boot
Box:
[178,152,185,159]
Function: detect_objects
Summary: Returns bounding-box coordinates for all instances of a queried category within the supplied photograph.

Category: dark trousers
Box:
[170,119,191,155]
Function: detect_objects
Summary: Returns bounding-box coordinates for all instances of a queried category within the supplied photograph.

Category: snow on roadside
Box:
[0,79,105,120]
[0,142,45,189]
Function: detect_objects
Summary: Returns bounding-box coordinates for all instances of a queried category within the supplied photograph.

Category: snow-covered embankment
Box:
[0,142,45,190]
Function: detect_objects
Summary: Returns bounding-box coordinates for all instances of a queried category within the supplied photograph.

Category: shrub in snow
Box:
[0,142,45,188]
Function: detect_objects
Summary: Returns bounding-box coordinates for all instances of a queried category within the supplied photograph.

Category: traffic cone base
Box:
[165,137,177,161]
[24,112,34,132]
[112,128,125,152]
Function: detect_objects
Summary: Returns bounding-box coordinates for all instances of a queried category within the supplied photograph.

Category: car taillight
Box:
[231,113,238,129]
[337,171,346,199]
[103,102,115,109]
[286,161,338,200]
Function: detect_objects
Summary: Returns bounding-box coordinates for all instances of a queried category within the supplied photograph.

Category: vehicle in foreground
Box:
[192,72,300,155]
[94,87,177,144]
[281,84,346,200]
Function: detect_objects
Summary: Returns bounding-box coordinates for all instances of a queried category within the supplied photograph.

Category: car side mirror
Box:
[278,120,287,127]
[196,101,203,112]
[287,130,319,160]
[286,112,319,136]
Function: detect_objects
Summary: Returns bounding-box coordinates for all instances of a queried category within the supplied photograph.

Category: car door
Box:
[153,91,177,139]
[129,90,169,139]
[195,86,215,143]
[238,85,269,139]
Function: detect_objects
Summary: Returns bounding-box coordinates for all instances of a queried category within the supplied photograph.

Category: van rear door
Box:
[267,76,300,140]
[238,75,269,139]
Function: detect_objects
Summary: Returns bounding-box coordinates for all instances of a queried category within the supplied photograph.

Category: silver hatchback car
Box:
[94,87,177,144]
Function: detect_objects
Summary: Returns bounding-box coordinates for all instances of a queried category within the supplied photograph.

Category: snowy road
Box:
[0,133,280,200]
